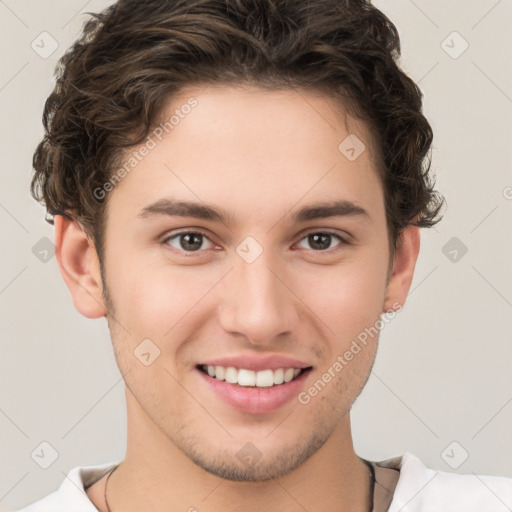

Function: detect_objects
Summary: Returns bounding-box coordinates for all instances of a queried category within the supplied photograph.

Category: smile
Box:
[198,364,311,388]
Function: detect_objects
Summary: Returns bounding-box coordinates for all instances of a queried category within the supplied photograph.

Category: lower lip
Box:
[196,367,312,415]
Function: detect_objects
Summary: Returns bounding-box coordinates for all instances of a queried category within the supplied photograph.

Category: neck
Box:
[105,387,372,512]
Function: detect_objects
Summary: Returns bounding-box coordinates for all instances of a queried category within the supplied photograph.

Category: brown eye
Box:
[163,232,214,252]
[296,232,347,252]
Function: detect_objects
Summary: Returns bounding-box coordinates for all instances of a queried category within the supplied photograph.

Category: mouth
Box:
[196,364,313,388]
[194,354,315,414]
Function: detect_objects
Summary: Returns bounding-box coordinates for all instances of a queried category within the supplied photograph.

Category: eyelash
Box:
[161,229,350,256]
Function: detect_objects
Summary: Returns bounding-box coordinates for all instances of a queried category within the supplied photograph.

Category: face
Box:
[93,85,401,480]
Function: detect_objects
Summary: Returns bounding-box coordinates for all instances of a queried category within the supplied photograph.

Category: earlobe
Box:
[54,215,106,319]
[383,226,420,313]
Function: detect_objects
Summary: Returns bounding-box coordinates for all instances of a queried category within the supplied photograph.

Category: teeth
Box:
[214,365,225,380]
[273,368,284,385]
[283,368,294,383]
[225,366,238,384]
[256,369,274,387]
[238,369,256,386]
[203,365,306,388]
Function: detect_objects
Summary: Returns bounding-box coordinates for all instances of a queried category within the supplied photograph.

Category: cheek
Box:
[308,248,388,334]
[109,253,216,338]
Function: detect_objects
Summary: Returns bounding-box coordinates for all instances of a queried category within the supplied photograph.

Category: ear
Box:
[54,215,106,318]
[383,226,420,313]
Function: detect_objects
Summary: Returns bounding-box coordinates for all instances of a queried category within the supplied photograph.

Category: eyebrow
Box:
[137,198,370,225]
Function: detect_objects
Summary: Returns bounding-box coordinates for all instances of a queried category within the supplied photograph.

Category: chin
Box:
[182,430,328,482]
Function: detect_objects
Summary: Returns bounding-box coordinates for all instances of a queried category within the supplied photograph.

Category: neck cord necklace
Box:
[103,466,116,512]
[364,458,376,512]
[103,460,376,512]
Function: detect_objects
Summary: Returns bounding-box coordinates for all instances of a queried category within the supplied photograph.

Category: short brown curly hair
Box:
[31,0,444,264]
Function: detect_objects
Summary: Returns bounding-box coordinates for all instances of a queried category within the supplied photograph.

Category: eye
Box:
[163,231,215,253]
[162,229,349,255]
[295,231,348,252]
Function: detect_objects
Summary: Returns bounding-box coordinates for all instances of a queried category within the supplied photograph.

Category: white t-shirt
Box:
[14,451,512,512]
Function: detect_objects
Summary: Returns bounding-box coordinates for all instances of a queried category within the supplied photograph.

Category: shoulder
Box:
[378,452,512,512]
[14,461,119,512]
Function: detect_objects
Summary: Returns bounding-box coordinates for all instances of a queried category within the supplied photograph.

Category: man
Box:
[18,0,512,511]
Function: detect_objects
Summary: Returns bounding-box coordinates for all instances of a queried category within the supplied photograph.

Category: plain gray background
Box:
[1,0,511,509]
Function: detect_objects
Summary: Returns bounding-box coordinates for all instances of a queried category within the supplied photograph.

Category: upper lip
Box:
[198,355,313,372]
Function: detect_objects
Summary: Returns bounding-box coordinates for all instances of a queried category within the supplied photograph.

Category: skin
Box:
[55,84,419,512]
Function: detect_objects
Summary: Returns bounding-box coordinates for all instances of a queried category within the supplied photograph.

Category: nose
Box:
[218,247,300,346]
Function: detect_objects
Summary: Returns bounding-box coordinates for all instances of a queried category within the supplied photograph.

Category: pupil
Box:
[181,233,202,251]
[309,233,330,250]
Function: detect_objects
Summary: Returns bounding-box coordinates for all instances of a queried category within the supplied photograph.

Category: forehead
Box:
[153,83,380,167]
[107,84,384,228]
